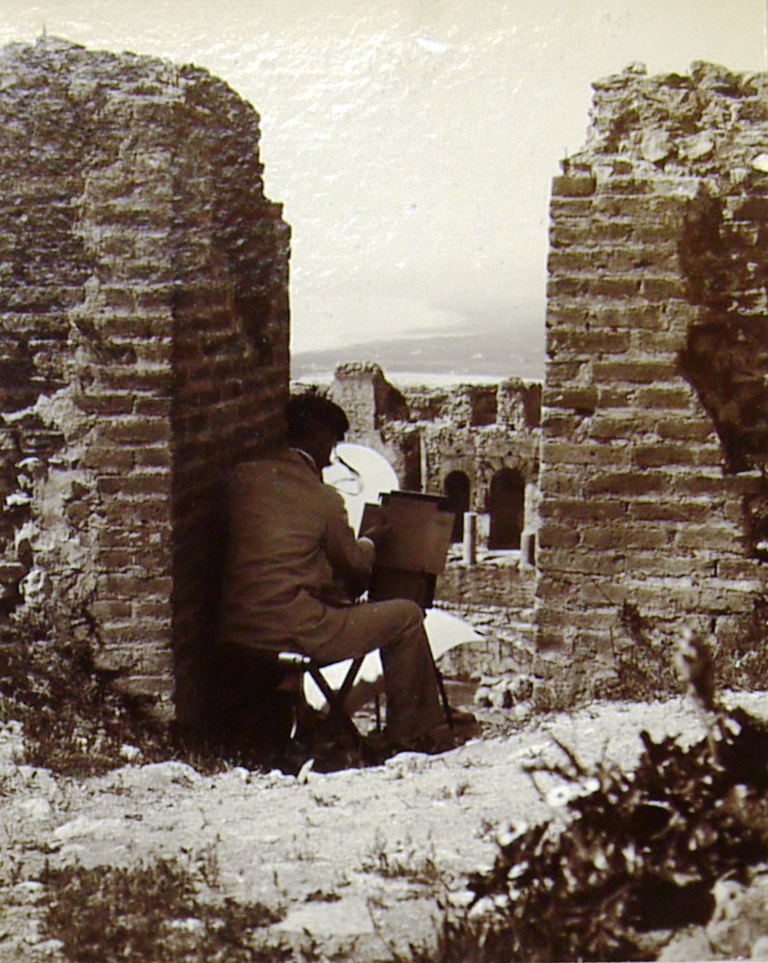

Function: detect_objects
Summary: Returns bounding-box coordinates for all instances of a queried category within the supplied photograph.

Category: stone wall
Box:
[0,38,290,722]
[536,62,768,697]
[327,363,419,487]
[327,363,542,548]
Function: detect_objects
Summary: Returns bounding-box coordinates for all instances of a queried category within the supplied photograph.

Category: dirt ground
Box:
[1,691,766,962]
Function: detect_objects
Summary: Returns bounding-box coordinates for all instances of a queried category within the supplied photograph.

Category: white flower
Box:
[546,776,600,809]
[546,784,579,808]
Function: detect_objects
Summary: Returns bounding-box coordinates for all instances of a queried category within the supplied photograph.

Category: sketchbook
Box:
[359,490,455,575]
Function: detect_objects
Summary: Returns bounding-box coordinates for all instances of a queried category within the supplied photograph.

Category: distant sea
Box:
[291,326,545,384]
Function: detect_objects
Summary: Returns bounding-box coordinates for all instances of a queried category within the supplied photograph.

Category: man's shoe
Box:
[405,719,480,756]
[363,712,482,760]
[444,707,477,727]
[361,729,407,763]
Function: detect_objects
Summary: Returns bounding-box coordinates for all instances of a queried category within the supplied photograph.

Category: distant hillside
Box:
[291,326,545,381]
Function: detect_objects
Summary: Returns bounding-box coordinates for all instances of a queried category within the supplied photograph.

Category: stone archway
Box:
[443,471,471,543]
[487,468,524,550]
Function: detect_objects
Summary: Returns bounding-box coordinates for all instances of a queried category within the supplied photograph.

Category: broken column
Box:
[0,38,290,723]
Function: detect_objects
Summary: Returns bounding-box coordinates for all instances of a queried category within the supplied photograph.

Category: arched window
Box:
[443,471,471,543]
[487,468,524,550]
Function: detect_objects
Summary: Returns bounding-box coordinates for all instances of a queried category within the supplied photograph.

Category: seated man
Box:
[218,391,472,754]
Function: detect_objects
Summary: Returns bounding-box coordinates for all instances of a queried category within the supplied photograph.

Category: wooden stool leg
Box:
[306,663,363,747]
[428,648,453,727]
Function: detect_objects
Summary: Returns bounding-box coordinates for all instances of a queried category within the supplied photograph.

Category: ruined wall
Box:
[0,38,289,722]
[327,365,541,542]
[328,363,419,488]
[537,62,768,697]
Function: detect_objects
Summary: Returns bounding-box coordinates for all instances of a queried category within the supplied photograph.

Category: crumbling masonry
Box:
[0,38,290,723]
[537,61,768,697]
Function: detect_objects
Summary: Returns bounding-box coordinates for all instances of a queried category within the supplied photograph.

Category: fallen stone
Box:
[52,815,123,842]
[276,897,375,936]
[18,797,52,820]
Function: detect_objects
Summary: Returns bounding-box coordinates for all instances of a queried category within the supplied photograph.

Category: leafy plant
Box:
[435,703,768,962]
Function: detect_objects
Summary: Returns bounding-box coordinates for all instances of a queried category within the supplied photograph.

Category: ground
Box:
[1,693,766,962]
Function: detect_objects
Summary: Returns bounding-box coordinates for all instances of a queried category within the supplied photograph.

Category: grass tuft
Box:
[40,858,289,963]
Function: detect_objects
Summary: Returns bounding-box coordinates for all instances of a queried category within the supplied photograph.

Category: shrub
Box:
[436,703,768,962]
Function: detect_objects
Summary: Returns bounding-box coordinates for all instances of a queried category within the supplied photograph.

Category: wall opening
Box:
[444,470,471,543]
[487,468,524,550]
[470,387,498,427]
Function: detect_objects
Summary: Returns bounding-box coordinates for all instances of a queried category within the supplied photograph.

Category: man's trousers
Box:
[307,598,445,741]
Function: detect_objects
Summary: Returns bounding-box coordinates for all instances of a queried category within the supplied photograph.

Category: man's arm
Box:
[323,490,376,599]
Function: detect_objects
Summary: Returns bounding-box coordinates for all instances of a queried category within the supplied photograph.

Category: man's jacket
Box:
[218,449,375,651]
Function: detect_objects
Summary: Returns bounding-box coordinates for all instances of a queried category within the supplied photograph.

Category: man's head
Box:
[285,392,349,471]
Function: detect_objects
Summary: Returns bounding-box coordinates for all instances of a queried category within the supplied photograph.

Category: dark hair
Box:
[285,392,349,443]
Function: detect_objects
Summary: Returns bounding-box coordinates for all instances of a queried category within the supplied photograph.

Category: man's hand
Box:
[359,503,389,549]
[360,520,391,548]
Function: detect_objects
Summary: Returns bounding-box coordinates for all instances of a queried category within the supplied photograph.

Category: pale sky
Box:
[0,1,765,367]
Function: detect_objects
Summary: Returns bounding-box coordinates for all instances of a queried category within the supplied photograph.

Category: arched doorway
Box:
[443,471,471,543]
[487,468,524,550]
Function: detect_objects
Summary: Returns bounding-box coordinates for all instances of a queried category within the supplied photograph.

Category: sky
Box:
[0,0,765,373]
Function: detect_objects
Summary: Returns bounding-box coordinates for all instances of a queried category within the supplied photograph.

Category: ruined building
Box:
[538,62,768,697]
[0,38,290,723]
[327,362,542,554]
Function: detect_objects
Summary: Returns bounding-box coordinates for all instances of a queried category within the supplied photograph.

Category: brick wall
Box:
[437,559,536,661]
[536,62,768,698]
[0,38,289,722]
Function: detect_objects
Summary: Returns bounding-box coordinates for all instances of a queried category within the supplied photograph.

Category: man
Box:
[218,391,471,753]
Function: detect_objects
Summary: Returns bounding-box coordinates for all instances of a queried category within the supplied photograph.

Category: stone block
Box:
[603,176,653,195]
[549,197,594,218]
[551,174,597,197]
[632,443,699,468]
[642,277,687,300]
[655,418,718,442]
[627,501,711,524]
[584,472,666,496]
[592,360,679,384]
[673,526,745,553]
[537,522,580,549]
[540,496,626,522]
[583,524,670,551]
[548,330,631,358]
[541,440,631,468]
[105,417,171,445]
[589,277,642,298]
